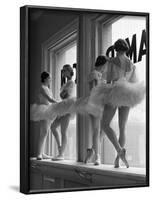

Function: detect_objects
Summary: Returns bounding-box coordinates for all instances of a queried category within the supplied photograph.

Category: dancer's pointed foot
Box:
[114,156,119,168]
[94,154,101,165]
[58,146,62,154]
[85,148,94,164]
[42,153,52,159]
[37,155,43,160]
[37,154,51,160]
[118,148,129,168]
[52,154,64,161]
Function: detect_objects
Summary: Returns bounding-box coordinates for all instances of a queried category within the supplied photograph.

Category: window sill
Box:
[30,158,146,182]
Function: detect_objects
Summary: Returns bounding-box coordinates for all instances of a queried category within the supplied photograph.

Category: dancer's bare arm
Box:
[125,61,138,82]
[40,87,57,103]
[88,71,98,90]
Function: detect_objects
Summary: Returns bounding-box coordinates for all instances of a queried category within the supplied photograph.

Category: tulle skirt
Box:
[30,98,77,122]
[88,79,146,108]
[30,103,55,122]
[30,96,103,122]
[70,96,103,118]
[31,79,145,122]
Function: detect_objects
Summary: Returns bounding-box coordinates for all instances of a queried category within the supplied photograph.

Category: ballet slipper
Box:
[58,146,62,155]
[94,154,101,165]
[42,153,52,159]
[84,148,95,164]
[37,155,43,160]
[52,155,64,161]
[118,148,129,168]
[114,156,120,168]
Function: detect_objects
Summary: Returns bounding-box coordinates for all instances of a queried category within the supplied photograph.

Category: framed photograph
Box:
[20,5,149,194]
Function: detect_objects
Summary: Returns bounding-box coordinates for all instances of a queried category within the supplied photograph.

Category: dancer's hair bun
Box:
[41,71,50,83]
[63,64,74,76]
[95,55,108,67]
[114,39,129,52]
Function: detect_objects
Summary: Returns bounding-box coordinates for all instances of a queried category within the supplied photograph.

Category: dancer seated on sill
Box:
[30,51,145,167]
[51,64,76,161]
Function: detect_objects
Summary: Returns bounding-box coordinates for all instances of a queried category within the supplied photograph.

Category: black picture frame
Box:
[20,5,149,194]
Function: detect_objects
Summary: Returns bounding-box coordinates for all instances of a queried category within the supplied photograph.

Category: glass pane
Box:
[101,16,146,168]
[52,42,77,160]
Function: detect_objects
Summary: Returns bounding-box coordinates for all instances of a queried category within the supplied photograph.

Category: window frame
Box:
[51,41,77,158]
[41,18,78,158]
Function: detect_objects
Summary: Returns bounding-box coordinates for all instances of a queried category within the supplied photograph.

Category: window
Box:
[51,42,77,160]
[42,20,78,161]
[99,16,146,168]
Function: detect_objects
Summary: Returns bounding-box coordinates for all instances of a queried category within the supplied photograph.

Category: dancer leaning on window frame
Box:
[51,64,76,161]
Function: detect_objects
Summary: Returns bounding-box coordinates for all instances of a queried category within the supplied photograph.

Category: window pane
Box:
[101,16,146,168]
[52,42,77,160]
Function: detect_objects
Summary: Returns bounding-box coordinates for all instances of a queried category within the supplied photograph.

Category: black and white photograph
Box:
[20,5,149,194]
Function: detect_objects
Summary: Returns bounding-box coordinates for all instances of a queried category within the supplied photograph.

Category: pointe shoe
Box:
[58,146,62,154]
[114,157,119,168]
[85,148,94,164]
[118,148,129,168]
[37,155,42,160]
[94,154,101,165]
[52,155,64,161]
[42,154,52,159]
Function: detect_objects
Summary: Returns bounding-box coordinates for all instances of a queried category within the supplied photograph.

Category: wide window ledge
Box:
[30,158,146,182]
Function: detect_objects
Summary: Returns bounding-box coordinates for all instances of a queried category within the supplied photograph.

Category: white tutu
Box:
[30,103,56,122]
[70,96,103,118]
[31,78,145,122]
[30,96,104,122]
[89,78,145,108]
[30,98,77,122]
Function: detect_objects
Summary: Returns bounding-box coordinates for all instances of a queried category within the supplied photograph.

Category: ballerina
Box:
[88,39,145,168]
[51,64,76,161]
[84,55,108,165]
[30,72,57,160]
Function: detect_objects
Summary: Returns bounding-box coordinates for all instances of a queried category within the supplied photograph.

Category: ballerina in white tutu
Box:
[30,72,57,160]
[88,39,145,168]
[84,55,108,165]
[51,64,76,161]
